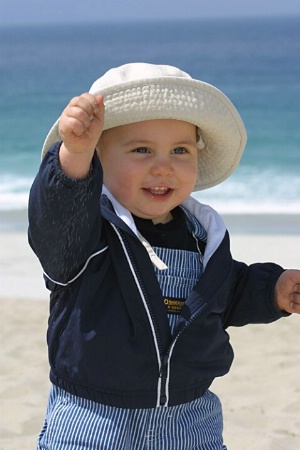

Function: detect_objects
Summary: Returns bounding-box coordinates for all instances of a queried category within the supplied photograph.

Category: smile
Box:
[146,187,171,195]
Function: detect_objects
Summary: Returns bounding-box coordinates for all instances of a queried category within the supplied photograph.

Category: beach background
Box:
[1,16,300,449]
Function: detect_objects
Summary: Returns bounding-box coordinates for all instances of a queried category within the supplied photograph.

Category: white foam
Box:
[1,169,300,215]
[0,175,32,210]
[194,168,300,214]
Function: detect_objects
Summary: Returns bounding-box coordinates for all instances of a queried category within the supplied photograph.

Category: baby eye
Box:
[133,147,150,154]
[172,147,187,154]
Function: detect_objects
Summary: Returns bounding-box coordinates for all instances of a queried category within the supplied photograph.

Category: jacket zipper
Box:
[111,224,165,407]
[161,255,232,407]
[160,301,209,407]
[111,224,230,408]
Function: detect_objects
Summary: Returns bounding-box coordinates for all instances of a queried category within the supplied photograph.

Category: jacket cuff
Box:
[48,141,99,187]
[268,269,291,318]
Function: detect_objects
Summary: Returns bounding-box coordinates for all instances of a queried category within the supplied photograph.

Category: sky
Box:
[0,0,300,26]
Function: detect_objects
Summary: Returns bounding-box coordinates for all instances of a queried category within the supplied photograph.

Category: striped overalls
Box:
[37,211,227,450]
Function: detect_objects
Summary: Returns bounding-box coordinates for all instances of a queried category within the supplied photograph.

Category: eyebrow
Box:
[121,139,153,147]
[121,138,197,147]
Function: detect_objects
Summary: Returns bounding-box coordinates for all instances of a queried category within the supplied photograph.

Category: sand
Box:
[0,225,299,449]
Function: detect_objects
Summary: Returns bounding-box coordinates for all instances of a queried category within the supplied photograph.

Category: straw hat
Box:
[42,63,247,191]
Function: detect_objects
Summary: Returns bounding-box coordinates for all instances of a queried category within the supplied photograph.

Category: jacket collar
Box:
[182,197,226,267]
[101,186,226,269]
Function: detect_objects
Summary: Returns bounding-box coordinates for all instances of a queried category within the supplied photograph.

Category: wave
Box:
[0,175,33,211]
[1,171,300,215]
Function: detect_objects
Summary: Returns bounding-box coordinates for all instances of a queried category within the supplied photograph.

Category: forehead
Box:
[102,119,197,142]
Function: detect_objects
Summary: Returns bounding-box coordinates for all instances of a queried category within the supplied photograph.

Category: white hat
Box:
[42,62,247,191]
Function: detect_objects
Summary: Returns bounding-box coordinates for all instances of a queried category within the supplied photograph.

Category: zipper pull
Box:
[192,231,203,264]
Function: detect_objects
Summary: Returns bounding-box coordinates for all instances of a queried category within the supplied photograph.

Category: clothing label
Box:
[164,298,185,315]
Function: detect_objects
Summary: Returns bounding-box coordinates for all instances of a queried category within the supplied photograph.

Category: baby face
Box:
[97,119,198,224]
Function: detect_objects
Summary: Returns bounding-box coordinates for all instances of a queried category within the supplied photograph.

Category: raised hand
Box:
[58,94,105,179]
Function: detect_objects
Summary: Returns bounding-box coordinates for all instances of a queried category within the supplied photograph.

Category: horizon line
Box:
[1,14,299,27]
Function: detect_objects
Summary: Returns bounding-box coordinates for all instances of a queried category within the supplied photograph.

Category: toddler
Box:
[29,63,300,449]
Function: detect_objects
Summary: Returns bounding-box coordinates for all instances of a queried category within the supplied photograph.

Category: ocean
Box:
[1,17,300,227]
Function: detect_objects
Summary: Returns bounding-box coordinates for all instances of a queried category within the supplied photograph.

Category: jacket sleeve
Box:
[222,259,289,328]
[28,142,104,284]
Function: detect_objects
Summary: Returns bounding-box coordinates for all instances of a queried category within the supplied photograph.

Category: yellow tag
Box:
[164,298,185,315]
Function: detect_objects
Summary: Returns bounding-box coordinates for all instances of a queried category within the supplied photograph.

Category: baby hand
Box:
[275,269,300,314]
[59,93,105,154]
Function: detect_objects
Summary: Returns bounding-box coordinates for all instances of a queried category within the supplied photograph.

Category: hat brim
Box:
[42,76,247,191]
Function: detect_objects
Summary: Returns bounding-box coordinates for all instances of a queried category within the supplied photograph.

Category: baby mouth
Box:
[146,187,171,195]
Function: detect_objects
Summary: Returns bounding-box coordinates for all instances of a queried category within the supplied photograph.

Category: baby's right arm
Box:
[28,94,105,283]
[58,93,105,179]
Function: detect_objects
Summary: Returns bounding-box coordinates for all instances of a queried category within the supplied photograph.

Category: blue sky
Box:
[1,0,300,25]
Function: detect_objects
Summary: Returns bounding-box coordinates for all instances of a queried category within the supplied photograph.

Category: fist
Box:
[59,93,105,154]
[275,269,300,314]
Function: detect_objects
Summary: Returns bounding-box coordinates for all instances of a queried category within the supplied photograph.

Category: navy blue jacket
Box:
[28,143,287,409]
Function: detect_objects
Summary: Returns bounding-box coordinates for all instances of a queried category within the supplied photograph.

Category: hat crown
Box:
[90,63,192,93]
[42,62,247,191]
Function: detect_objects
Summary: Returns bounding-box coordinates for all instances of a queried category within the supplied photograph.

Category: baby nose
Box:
[150,156,174,176]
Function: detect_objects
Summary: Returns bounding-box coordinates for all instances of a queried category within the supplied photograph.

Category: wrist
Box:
[59,142,95,179]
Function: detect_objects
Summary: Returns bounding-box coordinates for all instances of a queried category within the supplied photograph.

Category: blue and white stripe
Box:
[37,211,228,448]
[180,205,208,245]
[153,247,204,313]
[152,207,206,336]
[37,385,227,449]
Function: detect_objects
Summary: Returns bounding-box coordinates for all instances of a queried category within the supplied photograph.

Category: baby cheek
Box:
[187,161,198,182]
[108,166,135,197]
[185,165,198,191]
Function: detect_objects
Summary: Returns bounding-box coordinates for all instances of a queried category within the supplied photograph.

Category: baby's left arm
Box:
[275,269,300,314]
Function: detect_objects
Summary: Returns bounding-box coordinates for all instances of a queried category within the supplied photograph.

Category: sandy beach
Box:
[0,217,299,449]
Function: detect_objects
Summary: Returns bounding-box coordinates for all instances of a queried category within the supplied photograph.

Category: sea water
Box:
[1,17,299,219]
